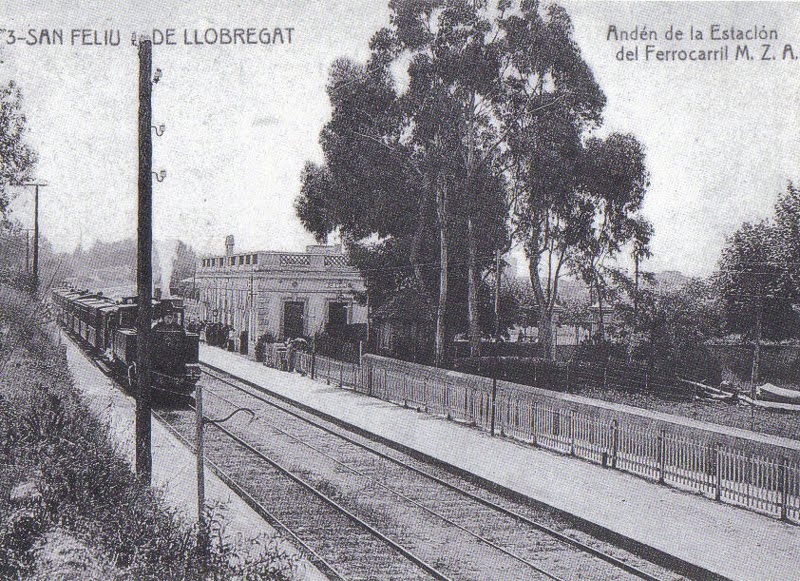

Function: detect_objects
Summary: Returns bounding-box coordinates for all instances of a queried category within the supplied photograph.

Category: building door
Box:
[327,301,348,337]
[283,301,305,339]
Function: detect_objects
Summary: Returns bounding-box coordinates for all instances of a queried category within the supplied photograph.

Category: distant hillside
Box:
[652,270,692,290]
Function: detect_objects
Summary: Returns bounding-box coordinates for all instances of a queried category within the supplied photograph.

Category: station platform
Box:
[201,345,800,581]
[62,337,326,581]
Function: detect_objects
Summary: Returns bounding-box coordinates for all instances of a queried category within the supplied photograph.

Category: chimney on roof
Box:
[225,235,234,257]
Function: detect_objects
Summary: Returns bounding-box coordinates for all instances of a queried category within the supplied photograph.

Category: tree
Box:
[498,3,641,360]
[716,183,800,385]
[0,81,38,214]
[616,279,724,384]
[296,1,508,365]
[717,218,798,343]
[571,133,651,341]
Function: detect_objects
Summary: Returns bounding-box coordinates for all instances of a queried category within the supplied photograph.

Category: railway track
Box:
[66,321,687,581]
[73,336,433,579]
[157,362,687,581]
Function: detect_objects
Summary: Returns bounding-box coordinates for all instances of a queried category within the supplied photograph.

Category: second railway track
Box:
[157,362,689,581]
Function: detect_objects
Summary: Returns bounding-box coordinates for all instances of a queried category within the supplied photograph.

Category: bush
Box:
[0,285,295,579]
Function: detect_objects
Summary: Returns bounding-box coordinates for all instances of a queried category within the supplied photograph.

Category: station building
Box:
[195,235,367,354]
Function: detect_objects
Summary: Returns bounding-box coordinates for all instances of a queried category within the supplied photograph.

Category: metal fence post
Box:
[310,337,316,380]
[531,402,538,446]
[611,419,618,469]
[658,430,666,484]
[714,444,722,501]
[339,359,344,387]
[569,412,576,456]
[779,458,788,521]
[490,376,497,437]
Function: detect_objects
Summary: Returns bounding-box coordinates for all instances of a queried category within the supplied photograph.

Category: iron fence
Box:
[293,351,800,523]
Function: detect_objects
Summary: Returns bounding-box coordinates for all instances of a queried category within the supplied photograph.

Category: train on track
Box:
[51,286,201,398]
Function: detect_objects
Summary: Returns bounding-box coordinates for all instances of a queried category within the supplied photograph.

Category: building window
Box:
[252,254,258,265]
[283,300,305,339]
[326,301,349,337]
[246,255,251,265]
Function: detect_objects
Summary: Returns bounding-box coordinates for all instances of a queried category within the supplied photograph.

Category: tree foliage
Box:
[717,182,800,341]
[296,0,511,364]
[296,0,651,363]
[497,4,651,358]
[615,279,724,383]
[0,81,38,215]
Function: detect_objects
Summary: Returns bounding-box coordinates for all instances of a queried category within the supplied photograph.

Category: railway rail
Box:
[64,324,688,580]
[175,362,687,581]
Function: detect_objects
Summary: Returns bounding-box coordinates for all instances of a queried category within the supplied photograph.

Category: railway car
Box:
[52,286,201,398]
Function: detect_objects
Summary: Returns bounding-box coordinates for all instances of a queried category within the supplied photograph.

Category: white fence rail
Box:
[294,351,800,523]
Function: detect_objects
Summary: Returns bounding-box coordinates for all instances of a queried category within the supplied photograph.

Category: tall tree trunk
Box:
[410,175,433,298]
[465,88,480,359]
[750,292,763,397]
[595,275,605,341]
[467,218,480,357]
[528,250,554,361]
[435,175,449,367]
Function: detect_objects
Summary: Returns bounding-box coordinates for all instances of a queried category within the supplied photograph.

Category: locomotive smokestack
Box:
[225,235,235,257]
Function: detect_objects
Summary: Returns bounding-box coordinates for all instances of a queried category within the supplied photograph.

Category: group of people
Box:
[190,318,310,366]
[187,319,237,350]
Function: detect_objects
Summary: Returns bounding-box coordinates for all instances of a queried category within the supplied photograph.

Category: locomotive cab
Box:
[151,299,201,393]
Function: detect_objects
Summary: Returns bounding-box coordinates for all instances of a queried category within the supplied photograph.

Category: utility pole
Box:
[490,248,501,437]
[33,184,40,292]
[195,381,208,565]
[494,248,501,340]
[135,37,154,483]
[20,183,46,293]
[750,288,763,399]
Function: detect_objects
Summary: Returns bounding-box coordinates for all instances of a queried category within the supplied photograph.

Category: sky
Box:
[3,1,800,277]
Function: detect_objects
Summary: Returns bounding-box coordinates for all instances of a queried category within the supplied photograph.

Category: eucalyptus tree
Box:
[572,133,651,341]
[496,2,605,359]
[297,0,509,365]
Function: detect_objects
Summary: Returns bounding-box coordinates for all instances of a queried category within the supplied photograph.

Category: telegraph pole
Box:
[135,37,154,483]
[490,248,501,437]
[20,183,46,293]
[494,248,501,340]
[33,184,40,292]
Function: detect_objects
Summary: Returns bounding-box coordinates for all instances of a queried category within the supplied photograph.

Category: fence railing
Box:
[294,351,800,523]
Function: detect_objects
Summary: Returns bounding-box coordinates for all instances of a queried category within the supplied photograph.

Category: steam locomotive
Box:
[51,286,201,397]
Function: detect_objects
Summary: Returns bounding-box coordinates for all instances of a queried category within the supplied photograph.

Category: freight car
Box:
[52,286,201,397]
